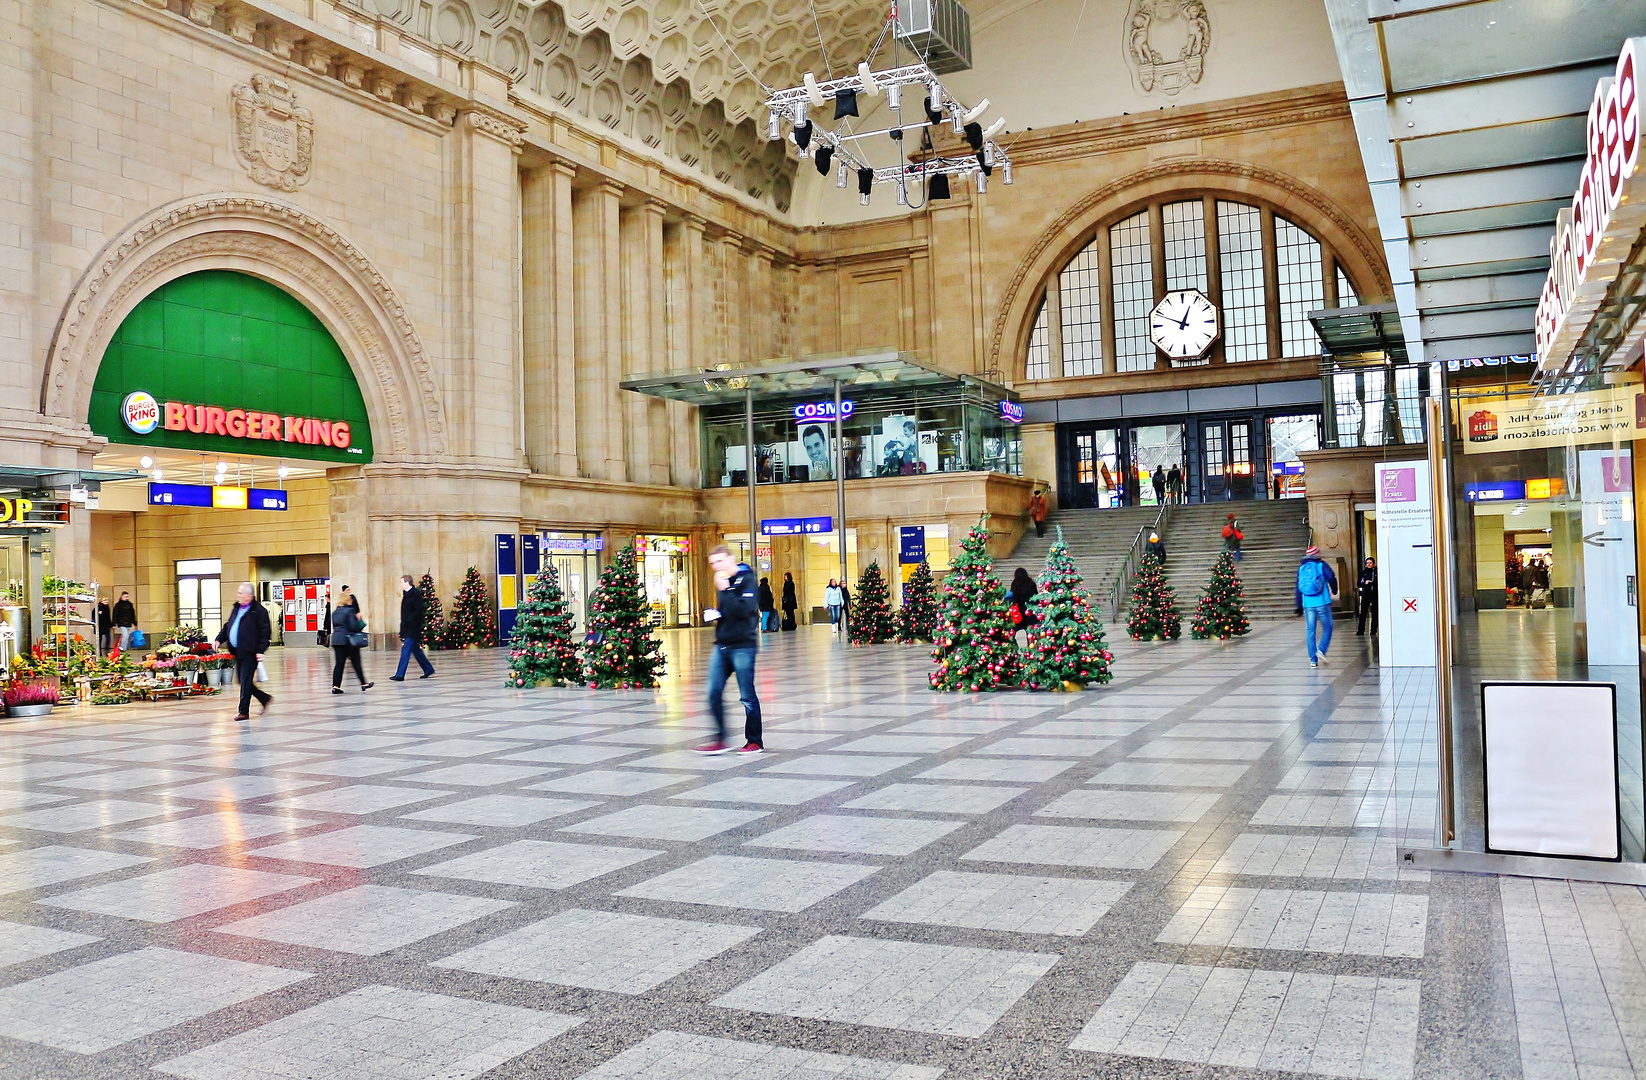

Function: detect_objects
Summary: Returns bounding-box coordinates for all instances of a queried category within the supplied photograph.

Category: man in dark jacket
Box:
[112,591,136,649]
[1356,557,1378,636]
[694,544,763,754]
[215,581,272,720]
[391,574,436,680]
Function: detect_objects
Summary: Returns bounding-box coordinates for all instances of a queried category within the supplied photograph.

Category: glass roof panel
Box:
[1382,0,1642,92]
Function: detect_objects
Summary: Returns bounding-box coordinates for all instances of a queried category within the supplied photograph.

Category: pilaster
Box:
[521,160,579,476]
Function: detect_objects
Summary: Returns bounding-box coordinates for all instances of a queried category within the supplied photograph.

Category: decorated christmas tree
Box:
[1126,552,1182,641]
[583,542,667,689]
[1190,550,1251,640]
[929,517,1021,691]
[418,572,446,650]
[896,560,939,643]
[1022,529,1114,690]
[507,566,582,687]
[444,566,497,648]
[849,562,896,644]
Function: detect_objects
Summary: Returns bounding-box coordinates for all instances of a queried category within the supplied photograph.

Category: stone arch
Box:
[43,193,447,459]
[988,159,1391,383]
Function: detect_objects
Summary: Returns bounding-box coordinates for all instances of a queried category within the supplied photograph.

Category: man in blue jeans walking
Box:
[1295,544,1339,667]
[693,545,764,755]
[390,574,435,681]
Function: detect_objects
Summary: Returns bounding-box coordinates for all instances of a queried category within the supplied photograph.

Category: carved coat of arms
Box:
[1125,0,1211,96]
[231,75,313,191]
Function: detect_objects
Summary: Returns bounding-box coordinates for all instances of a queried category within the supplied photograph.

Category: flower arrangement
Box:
[157,643,187,658]
[4,681,60,708]
[90,691,130,706]
[163,625,207,646]
[205,653,235,670]
[174,655,201,672]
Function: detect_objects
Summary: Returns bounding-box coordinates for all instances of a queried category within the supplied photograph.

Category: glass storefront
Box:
[804,530,857,616]
[701,383,1022,488]
[541,532,602,633]
[636,534,693,628]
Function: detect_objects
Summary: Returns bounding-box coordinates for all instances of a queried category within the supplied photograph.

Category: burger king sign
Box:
[122,391,160,435]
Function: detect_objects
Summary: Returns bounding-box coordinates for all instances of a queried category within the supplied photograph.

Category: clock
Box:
[1149,289,1220,361]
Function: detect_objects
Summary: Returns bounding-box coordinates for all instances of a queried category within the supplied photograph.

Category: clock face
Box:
[1149,289,1220,360]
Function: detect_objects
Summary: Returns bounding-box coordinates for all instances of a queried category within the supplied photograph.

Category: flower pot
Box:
[6,703,54,717]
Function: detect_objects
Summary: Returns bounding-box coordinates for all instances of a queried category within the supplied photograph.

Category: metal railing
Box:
[1107,501,1171,621]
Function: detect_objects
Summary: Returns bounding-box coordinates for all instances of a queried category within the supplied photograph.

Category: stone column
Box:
[668,216,710,487]
[717,232,744,363]
[573,180,626,481]
[520,162,578,476]
[619,203,652,483]
[643,201,671,485]
[930,200,976,369]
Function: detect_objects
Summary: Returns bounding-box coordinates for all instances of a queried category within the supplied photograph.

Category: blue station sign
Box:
[762,516,833,535]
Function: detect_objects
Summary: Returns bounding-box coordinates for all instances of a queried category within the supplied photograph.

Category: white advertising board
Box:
[1375,459,1435,667]
[1483,681,1619,860]
[1578,449,1638,666]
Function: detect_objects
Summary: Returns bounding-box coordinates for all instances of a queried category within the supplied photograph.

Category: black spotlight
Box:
[833,89,858,119]
[857,167,874,196]
[923,96,943,126]
[794,120,813,151]
[928,172,951,200]
[815,145,833,175]
[964,121,983,151]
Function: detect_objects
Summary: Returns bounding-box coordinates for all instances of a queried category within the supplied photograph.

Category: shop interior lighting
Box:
[763,43,1012,210]
[139,456,152,469]
[151,469,162,480]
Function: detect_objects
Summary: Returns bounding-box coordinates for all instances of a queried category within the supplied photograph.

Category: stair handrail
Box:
[1107,500,1172,621]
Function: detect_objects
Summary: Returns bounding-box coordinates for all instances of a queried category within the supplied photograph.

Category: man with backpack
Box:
[1222,514,1243,561]
[1295,544,1338,667]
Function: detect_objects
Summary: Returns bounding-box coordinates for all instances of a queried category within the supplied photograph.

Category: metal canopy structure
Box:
[0,465,145,493]
[1308,303,1410,366]
[1322,0,1646,365]
[622,351,1012,642]
[618,350,1007,407]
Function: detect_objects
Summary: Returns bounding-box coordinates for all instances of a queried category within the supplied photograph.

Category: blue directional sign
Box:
[762,516,833,535]
[147,482,212,507]
[1464,480,1526,502]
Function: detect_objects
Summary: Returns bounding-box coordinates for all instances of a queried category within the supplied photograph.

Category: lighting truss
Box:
[764,59,1011,206]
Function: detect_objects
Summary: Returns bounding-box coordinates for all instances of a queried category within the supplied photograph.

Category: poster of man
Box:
[801,424,833,481]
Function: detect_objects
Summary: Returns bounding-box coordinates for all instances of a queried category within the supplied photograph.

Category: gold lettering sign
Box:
[1457,387,1646,455]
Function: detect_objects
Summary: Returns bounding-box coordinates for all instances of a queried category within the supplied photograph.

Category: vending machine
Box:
[279,578,330,642]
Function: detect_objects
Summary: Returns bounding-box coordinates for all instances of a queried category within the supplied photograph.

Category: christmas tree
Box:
[444,566,497,648]
[418,572,446,650]
[849,561,896,644]
[896,560,939,643]
[1022,529,1114,690]
[1126,552,1182,641]
[1190,550,1251,640]
[583,542,667,689]
[929,517,1021,691]
[507,566,582,687]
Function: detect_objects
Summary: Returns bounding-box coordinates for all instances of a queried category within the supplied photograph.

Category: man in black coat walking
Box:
[694,545,763,755]
[215,582,272,721]
[391,574,436,680]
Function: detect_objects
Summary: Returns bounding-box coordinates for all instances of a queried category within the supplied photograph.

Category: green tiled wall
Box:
[90,270,374,463]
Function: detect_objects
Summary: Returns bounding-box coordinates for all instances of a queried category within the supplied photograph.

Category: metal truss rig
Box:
[765,62,1011,205]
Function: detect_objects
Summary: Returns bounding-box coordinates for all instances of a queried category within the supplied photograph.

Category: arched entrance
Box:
[43,194,448,641]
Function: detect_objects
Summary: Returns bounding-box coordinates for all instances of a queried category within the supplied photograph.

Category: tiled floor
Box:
[0,621,1638,1078]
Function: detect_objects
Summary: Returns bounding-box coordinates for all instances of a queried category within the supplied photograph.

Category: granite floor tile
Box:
[0,799,174,833]
[0,845,155,895]
[862,870,1133,936]
[671,777,856,806]
[526,770,695,796]
[250,825,476,867]
[746,814,962,856]
[0,921,102,967]
[569,1030,944,1080]
[39,863,317,922]
[842,782,1029,815]
[153,983,581,1080]
[434,908,760,993]
[213,884,513,954]
[411,839,663,890]
[112,810,324,849]
[916,758,1077,783]
[963,824,1185,870]
[1035,789,1223,823]
[266,784,455,814]
[758,755,919,778]
[618,855,879,912]
[0,947,310,1054]
[561,805,770,842]
[401,794,601,827]
[391,762,559,786]
[714,934,1058,1037]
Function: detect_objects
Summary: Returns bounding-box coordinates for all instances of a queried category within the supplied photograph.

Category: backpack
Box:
[1298,560,1328,598]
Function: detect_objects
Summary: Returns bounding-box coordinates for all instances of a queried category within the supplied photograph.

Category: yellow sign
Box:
[0,497,34,523]
[1525,478,1566,500]
[1459,387,1646,455]
[211,486,248,510]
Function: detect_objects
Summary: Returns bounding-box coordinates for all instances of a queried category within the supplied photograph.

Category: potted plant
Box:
[4,681,60,718]
[205,652,235,686]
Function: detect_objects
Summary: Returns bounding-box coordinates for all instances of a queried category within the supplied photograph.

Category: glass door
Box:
[1201,420,1255,500]
[1201,423,1226,501]
[1061,425,1122,508]
[1130,424,1186,506]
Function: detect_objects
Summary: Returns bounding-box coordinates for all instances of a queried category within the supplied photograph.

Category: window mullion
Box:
[1204,196,1224,366]
[1261,206,1281,360]
[1150,202,1169,371]
[1099,231,1116,375]
[1047,281,1064,378]
[1323,249,1338,309]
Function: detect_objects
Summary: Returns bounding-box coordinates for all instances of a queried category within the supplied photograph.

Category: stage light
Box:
[975,169,986,194]
[896,179,908,206]
[887,83,901,109]
[857,167,874,205]
[768,110,781,139]
[837,162,847,187]
[923,95,943,126]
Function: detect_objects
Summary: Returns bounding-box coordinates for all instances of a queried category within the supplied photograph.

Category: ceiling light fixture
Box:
[139,456,153,469]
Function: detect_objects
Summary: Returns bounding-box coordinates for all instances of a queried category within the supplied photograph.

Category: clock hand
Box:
[1176,305,1191,330]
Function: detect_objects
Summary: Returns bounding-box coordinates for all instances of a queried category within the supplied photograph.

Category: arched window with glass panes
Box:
[1023,196,1360,380]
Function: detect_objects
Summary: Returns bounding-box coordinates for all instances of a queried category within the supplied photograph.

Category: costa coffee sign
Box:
[122,391,356,450]
[1534,36,1646,373]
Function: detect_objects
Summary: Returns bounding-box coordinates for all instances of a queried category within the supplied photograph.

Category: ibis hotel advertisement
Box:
[1458,387,1646,456]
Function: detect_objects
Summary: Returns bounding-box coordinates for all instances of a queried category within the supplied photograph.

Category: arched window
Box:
[1022,196,1362,380]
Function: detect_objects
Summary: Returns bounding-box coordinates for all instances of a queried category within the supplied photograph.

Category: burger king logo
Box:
[122,391,160,435]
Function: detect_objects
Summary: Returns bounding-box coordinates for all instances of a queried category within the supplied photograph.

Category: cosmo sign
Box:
[1535,36,1646,374]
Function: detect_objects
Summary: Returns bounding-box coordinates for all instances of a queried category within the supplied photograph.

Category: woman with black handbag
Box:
[330,586,374,693]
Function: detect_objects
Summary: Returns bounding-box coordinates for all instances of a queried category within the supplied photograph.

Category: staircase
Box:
[1156,501,1313,618]
[1006,500,1313,620]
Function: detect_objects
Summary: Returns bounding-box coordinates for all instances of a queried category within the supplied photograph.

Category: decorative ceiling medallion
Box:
[231,75,313,191]
[1125,0,1211,97]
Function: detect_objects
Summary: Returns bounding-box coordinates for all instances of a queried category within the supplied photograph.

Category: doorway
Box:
[1202,419,1255,500]
[175,558,222,632]
[1062,426,1122,509]
[1132,424,1186,506]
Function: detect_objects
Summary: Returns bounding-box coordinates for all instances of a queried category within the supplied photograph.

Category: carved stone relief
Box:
[231,74,313,191]
[1124,0,1211,96]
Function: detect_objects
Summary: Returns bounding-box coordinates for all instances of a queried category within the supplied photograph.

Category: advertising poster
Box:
[1375,459,1436,667]
[1578,449,1637,666]
[1459,386,1646,455]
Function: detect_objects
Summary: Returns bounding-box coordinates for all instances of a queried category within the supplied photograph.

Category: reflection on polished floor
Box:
[0,624,1640,1079]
